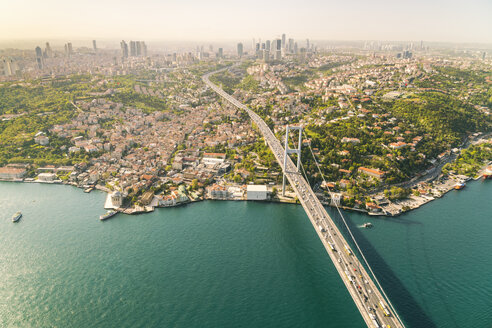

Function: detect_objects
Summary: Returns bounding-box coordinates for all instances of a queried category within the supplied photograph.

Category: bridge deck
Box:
[203,69,404,328]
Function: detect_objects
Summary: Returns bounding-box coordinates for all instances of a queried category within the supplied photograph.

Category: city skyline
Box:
[1,0,492,44]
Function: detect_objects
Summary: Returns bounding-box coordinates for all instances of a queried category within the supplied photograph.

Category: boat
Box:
[483,166,492,179]
[454,182,466,190]
[363,222,373,228]
[99,210,117,221]
[12,211,22,222]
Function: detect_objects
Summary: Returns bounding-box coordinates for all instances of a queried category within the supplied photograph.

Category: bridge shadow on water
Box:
[330,210,437,328]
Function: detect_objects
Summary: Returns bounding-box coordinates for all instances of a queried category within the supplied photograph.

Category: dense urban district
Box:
[1,38,491,216]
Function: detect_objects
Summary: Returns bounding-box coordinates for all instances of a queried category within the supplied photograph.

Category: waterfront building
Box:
[111,191,123,207]
[0,167,26,180]
[38,172,56,182]
[246,185,268,200]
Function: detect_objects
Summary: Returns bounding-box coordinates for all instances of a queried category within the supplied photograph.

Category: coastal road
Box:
[203,68,405,328]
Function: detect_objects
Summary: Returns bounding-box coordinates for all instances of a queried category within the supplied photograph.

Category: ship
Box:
[100,210,118,221]
[363,222,373,228]
[12,211,22,223]
[454,182,466,190]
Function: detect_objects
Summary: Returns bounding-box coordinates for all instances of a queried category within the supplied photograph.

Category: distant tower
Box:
[142,42,147,57]
[2,58,15,76]
[45,42,52,58]
[266,40,271,51]
[275,39,282,60]
[65,42,73,57]
[306,39,310,50]
[281,33,286,49]
[120,40,128,59]
[218,48,223,58]
[136,41,142,56]
[237,43,243,58]
[92,40,97,53]
[35,46,44,69]
[129,41,136,57]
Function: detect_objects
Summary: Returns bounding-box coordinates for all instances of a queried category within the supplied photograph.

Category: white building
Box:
[111,191,123,207]
[34,135,50,146]
[247,185,268,200]
[37,172,56,182]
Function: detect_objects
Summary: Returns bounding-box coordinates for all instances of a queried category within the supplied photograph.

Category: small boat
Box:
[100,210,117,221]
[12,211,22,223]
[363,222,373,228]
[454,182,465,190]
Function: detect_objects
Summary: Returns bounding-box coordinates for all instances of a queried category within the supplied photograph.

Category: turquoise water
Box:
[0,181,491,327]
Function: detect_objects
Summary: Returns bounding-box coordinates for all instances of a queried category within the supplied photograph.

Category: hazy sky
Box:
[1,0,491,43]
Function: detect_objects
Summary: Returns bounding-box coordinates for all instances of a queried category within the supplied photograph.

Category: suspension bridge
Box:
[203,68,406,328]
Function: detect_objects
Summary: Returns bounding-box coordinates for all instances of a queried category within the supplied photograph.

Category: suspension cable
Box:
[302,130,405,327]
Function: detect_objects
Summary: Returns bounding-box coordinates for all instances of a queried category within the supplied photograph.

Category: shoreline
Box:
[2,169,490,219]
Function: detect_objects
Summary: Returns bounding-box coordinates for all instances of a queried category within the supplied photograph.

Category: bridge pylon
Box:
[282,125,303,196]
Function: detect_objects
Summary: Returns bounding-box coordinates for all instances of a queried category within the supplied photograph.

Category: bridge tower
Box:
[282,125,303,196]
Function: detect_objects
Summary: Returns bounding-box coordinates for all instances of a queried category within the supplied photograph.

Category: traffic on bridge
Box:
[203,68,405,328]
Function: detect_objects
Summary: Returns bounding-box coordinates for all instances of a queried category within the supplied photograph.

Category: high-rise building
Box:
[136,41,142,56]
[129,41,136,57]
[35,46,44,69]
[306,39,310,50]
[44,42,52,58]
[282,34,286,49]
[120,40,128,59]
[92,40,97,52]
[274,39,282,60]
[141,42,147,57]
[237,43,243,58]
[266,40,271,51]
[263,49,270,62]
[64,42,73,57]
[288,39,294,53]
[218,48,223,58]
[2,58,16,76]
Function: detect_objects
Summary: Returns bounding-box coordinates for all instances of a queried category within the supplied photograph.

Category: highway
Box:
[203,68,405,328]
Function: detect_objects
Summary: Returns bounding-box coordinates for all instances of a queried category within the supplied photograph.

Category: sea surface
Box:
[0,180,491,328]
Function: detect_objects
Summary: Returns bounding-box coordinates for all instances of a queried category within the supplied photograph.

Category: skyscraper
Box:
[92,40,97,53]
[65,42,73,57]
[282,34,286,49]
[141,42,147,57]
[44,42,52,58]
[120,40,128,59]
[136,42,142,56]
[2,58,16,76]
[35,46,44,69]
[218,48,223,58]
[237,43,243,58]
[266,40,271,51]
[129,41,136,57]
[275,39,282,60]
